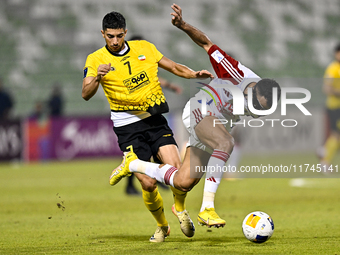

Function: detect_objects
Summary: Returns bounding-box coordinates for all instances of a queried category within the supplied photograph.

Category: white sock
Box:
[200,149,230,212]
[201,191,216,211]
[129,159,159,174]
[129,160,178,187]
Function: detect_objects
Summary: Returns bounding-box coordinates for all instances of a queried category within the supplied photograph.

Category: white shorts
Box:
[182,98,214,154]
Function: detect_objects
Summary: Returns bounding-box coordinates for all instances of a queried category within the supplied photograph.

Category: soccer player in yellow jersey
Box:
[124,35,183,195]
[320,43,340,169]
[82,11,213,242]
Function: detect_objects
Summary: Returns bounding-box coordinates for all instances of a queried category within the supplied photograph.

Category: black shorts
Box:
[327,108,340,132]
[113,114,177,161]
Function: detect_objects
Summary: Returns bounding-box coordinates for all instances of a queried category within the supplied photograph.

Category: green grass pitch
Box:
[0,153,339,254]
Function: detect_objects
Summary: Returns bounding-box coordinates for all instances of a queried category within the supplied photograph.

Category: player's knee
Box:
[176,185,191,192]
[177,179,196,192]
[139,177,157,192]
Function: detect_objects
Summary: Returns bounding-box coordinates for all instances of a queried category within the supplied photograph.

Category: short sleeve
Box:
[147,41,163,62]
[83,54,98,79]
[324,63,337,78]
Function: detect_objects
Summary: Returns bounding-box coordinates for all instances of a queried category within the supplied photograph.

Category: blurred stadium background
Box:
[1,0,340,161]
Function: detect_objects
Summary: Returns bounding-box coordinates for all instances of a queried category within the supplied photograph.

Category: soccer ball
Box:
[242,211,274,243]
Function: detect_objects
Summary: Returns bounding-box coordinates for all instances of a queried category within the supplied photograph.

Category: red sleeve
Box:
[207,44,244,84]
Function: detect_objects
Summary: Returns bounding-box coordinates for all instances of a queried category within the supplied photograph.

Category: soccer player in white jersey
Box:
[110,4,281,228]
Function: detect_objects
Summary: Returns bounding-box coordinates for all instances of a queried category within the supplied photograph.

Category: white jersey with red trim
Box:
[182,77,261,153]
[202,44,261,121]
[193,78,258,126]
[191,43,262,123]
[182,44,262,152]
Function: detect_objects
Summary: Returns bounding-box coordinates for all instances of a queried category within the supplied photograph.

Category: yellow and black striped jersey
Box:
[83,40,168,114]
[324,61,340,109]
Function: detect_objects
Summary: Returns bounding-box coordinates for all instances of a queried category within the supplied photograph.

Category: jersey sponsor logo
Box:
[123,71,150,93]
[138,55,146,61]
[211,50,224,63]
[120,56,130,62]
[83,67,88,78]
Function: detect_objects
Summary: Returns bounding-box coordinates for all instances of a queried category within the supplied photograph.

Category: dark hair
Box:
[256,78,281,108]
[102,11,126,31]
[335,43,340,53]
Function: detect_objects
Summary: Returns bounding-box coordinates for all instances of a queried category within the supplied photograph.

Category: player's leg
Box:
[133,145,170,243]
[156,144,186,210]
[170,146,211,238]
[117,145,206,191]
[155,144,195,238]
[321,109,340,169]
[147,111,201,239]
[171,146,208,190]
[110,149,170,242]
[225,126,242,179]
[322,131,340,165]
[195,116,234,227]
[144,116,188,214]
[110,122,170,243]
[133,172,170,242]
[126,147,206,190]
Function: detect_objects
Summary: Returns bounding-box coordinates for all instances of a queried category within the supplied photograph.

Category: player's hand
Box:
[171,3,184,28]
[195,70,214,80]
[97,63,111,81]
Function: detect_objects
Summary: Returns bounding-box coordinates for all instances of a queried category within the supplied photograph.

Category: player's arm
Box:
[323,75,340,97]
[323,81,340,97]
[171,3,214,53]
[158,56,213,79]
[82,63,111,100]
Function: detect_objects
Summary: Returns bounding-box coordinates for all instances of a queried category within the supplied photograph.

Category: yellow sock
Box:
[142,187,168,227]
[171,186,187,212]
[323,135,340,163]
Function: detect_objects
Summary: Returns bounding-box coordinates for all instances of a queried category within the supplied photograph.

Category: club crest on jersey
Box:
[110,66,115,71]
[83,67,88,78]
[138,55,146,61]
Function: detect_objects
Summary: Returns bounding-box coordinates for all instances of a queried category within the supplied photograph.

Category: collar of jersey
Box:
[105,42,130,57]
